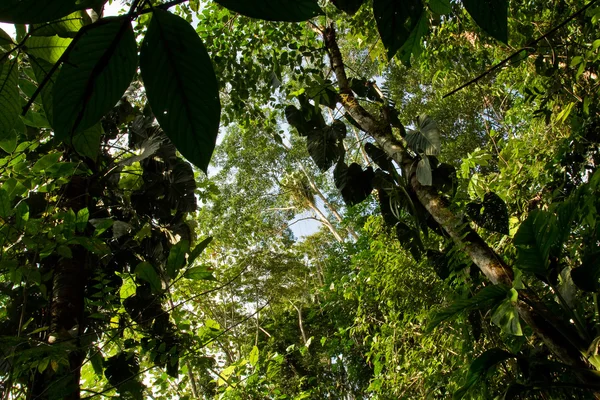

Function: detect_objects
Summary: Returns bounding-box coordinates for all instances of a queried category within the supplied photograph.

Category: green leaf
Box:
[167,240,189,279]
[465,192,509,235]
[462,0,508,44]
[307,125,344,171]
[72,122,103,160]
[0,59,20,139]
[24,35,72,64]
[32,152,61,173]
[0,188,11,219]
[53,18,137,139]
[0,27,14,46]
[184,266,216,281]
[249,345,259,367]
[428,0,451,14]
[0,126,17,153]
[134,262,162,293]
[140,9,220,173]
[426,285,509,332]
[513,210,558,276]
[0,0,81,24]
[189,236,213,265]
[215,0,323,22]
[571,251,600,292]
[30,11,87,38]
[373,0,424,59]
[416,156,432,186]
[75,207,89,232]
[396,11,429,66]
[31,56,56,125]
[331,0,364,15]
[405,115,440,156]
[454,349,514,399]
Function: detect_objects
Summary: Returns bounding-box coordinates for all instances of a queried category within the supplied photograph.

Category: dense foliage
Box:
[1,0,600,399]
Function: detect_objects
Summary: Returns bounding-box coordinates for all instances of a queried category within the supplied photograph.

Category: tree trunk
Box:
[322,24,599,385]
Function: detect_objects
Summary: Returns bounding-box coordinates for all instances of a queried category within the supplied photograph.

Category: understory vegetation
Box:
[1,0,600,399]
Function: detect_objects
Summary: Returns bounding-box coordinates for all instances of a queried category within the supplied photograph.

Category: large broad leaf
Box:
[416,156,432,186]
[167,240,189,279]
[31,56,55,125]
[72,122,102,160]
[373,0,424,59]
[333,161,374,206]
[0,27,14,46]
[24,35,72,64]
[429,0,452,14]
[53,18,137,140]
[215,0,323,22]
[513,209,558,276]
[396,11,429,66]
[0,60,20,140]
[405,114,440,156]
[134,262,162,294]
[0,0,79,24]
[331,0,364,15]
[465,192,509,234]
[426,285,509,332]
[462,0,508,44]
[454,349,515,399]
[571,250,600,292]
[30,11,89,38]
[140,9,221,173]
[306,124,344,171]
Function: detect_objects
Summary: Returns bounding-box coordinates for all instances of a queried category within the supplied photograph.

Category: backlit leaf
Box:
[134,262,162,294]
[140,9,220,173]
[24,35,72,63]
[53,18,137,140]
[0,59,19,140]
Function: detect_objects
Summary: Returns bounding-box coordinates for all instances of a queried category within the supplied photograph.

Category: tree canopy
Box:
[1,0,600,399]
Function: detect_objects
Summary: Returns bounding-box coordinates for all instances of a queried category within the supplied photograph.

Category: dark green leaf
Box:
[0,59,19,139]
[53,18,137,139]
[307,125,344,171]
[373,0,424,59]
[184,266,216,281]
[405,115,440,156]
[215,0,323,22]
[396,11,429,66]
[140,9,220,173]
[454,349,514,399]
[513,209,558,276]
[285,104,309,136]
[331,0,364,15]
[466,192,509,234]
[571,251,600,292]
[334,161,374,206]
[72,122,103,160]
[189,236,213,265]
[134,262,162,294]
[0,27,14,46]
[32,152,61,173]
[0,188,11,219]
[167,240,189,279]
[462,0,508,44]
[428,0,451,14]
[31,56,56,125]
[0,0,80,24]
[395,222,424,261]
[416,156,432,186]
[432,163,457,194]
[426,285,509,331]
